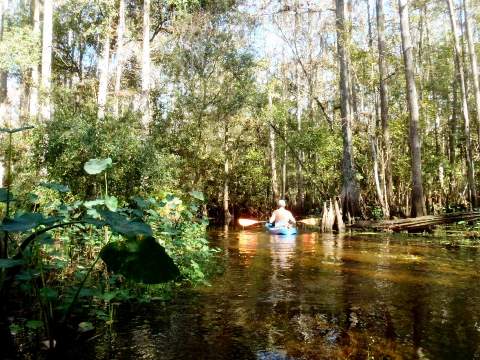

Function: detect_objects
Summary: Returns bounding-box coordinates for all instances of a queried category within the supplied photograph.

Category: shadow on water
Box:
[79,227,480,360]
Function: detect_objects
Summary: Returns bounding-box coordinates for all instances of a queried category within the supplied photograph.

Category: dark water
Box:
[89,230,480,359]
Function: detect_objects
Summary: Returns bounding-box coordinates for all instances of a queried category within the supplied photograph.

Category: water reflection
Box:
[84,231,480,360]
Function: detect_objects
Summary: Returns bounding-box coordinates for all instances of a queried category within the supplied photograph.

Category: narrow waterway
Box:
[90,229,480,359]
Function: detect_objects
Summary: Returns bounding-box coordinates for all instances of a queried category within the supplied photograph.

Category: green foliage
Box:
[2,156,215,349]
[0,25,40,72]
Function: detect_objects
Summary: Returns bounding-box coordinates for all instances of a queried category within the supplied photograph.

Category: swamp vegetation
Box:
[0,0,480,358]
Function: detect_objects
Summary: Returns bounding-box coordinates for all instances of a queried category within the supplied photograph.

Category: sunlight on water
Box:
[87,229,480,360]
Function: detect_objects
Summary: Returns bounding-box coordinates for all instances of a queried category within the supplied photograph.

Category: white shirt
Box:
[269,207,296,227]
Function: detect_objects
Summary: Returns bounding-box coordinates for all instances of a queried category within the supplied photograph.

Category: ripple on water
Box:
[85,230,480,360]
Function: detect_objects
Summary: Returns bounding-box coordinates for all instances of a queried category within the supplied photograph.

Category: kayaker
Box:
[269,199,296,228]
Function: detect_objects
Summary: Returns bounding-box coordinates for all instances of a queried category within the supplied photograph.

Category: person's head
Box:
[278,199,286,208]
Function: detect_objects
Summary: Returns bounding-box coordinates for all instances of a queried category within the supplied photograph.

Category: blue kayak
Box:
[265,223,297,235]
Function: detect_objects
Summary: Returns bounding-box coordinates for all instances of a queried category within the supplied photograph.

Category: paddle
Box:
[238,218,267,227]
[297,217,320,226]
[238,217,320,227]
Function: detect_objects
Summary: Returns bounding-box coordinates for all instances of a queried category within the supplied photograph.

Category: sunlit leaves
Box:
[0,26,40,72]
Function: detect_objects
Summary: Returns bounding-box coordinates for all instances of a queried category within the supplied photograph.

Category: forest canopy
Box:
[0,0,479,221]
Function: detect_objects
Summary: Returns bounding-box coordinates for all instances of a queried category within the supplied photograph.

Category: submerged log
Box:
[349,211,480,232]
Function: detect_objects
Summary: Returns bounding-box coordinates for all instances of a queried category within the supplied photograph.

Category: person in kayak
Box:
[269,199,296,228]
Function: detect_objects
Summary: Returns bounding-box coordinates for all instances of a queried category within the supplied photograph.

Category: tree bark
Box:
[370,133,387,216]
[0,0,6,188]
[268,93,279,204]
[223,121,231,222]
[97,31,110,120]
[113,0,125,118]
[398,0,426,217]
[0,0,8,127]
[376,0,392,218]
[294,1,304,211]
[336,0,360,218]
[140,0,151,128]
[282,122,287,199]
[29,0,40,119]
[446,0,477,207]
[463,0,480,144]
[40,0,53,122]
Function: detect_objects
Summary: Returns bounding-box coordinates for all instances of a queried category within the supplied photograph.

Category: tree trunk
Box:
[140,0,151,128]
[446,0,477,208]
[463,0,480,144]
[336,0,360,218]
[113,0,125,118]
[449,76,458,167]
[398,0,426,217]
[376,0,392,218]
[282,122,287,199]
[223,121,231,221]
[370,132,387,216]
[294,1,304,211]
[97,31,110,120]
[29,0,40,119]
[0,0,8,127]
[40,0,53,122]
[269,93,279,204]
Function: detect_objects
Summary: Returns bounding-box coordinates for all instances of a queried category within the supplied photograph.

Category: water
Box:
[88,230,480,359]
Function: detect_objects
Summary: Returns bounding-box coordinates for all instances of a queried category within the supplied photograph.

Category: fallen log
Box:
[349,211,480,232]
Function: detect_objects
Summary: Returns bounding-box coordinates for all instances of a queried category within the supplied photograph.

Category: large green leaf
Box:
[99,210,152,238]
[0,258,24,269]
[0,213,62,232]
[105,195,118,212]
[39,287,58,301]
[189,190,205,201]
[40,182,70,193]
[83,158,112,175]
[1,213,44,232]
[84,199,105,208]
[0,188,14,202]
[100,237,180,284]
[0,125,34,134]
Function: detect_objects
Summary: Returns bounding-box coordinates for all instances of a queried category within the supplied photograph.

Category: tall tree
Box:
[97,30,110,120]
[294,1,304,211]
[223,121,231,221]
[376,0,391,218]
[113,0,125,118]
[40,0,53,122]
[268,92,279,204]
[141,0,151,128]
[446,0,477,207]
[29,0,40,119]
[398,0,426,217]
[0,0,8,126]
[336,0,360,218]
[463,0,480,144]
